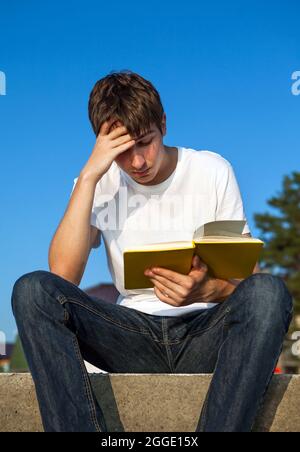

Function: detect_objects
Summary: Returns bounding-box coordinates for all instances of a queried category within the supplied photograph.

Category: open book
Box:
[123,220,264,290]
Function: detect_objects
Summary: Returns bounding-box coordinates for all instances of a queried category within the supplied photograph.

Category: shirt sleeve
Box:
[215,159,251,235]
[70,177,101,248]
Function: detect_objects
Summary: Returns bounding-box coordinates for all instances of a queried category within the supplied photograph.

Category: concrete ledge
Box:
[0,373,299,432]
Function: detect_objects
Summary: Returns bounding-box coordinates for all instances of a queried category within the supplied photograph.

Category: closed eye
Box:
[139,139,152,146]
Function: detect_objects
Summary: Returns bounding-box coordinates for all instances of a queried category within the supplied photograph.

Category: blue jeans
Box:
[11,271,293,432]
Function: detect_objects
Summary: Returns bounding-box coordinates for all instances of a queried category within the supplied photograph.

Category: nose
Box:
[131,150,146,171]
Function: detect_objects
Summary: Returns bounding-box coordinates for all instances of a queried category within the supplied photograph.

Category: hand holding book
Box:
[143,254,237,306]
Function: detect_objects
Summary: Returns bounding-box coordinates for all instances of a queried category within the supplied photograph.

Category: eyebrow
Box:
[134,129,155,142]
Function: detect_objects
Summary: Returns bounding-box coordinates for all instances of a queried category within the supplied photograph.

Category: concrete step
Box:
[0,373,299,432]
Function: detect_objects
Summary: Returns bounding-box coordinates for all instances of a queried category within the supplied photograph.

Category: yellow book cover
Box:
[123,220,264,290]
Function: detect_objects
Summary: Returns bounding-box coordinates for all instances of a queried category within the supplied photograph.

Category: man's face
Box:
[112,115,167,185]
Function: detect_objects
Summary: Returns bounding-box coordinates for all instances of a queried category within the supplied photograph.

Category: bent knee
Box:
[11,270,54,317]
[247,273,292,303]
[241,273,293,324]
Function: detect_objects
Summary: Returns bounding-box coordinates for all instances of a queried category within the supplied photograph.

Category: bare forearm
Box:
[48,120,136,284]
[48,172,100,284]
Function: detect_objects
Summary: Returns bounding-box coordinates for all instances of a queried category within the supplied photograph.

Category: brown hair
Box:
[88,70,165,138]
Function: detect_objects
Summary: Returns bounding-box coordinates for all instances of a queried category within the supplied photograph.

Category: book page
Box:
[195,237,263,243]
[124,241,195,252]
[193,220,246,240]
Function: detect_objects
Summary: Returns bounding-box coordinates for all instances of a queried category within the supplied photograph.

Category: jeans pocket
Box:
[187,307,231,337]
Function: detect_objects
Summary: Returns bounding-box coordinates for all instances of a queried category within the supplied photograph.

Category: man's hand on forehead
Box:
[81,119,136,182]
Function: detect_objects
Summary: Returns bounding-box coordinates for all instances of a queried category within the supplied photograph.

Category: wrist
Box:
[217,280,236,301]
[79,169,101,186]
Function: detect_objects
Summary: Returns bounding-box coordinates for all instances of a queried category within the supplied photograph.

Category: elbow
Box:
[49,267,81,286]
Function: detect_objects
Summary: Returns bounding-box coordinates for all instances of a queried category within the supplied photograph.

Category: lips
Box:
[133,168,150,176]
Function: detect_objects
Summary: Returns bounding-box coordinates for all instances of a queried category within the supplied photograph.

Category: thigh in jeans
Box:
[38,271,172,373]
[163,304,230,374]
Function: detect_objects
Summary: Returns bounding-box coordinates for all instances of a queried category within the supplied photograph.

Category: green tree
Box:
[10,335,29,372]
[254,171,300,313]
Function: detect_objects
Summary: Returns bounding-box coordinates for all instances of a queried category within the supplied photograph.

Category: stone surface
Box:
[0,373,299,432]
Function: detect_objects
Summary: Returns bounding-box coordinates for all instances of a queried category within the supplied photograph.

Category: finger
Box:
[149,273,187,297]
[149,278,182,302]
[108,119,123,133]
[113,139,136,155]
[111,133,135,149]
[108,125,129,139]
[153,286,178,306]
[99,119,116,136]
[192,254,208,269]
[192,255,201,268]
[148,266,189,286]
[189,255,208,278]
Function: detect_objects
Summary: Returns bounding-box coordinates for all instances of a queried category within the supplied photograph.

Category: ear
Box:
[161,113,167,136]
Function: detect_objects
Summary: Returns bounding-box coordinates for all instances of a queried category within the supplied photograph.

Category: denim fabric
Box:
[11,271,293,432]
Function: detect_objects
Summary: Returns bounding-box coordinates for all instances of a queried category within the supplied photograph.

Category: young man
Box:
[11,70,293,432]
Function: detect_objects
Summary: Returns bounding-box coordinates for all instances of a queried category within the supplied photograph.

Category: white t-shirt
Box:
[71,147,251,316]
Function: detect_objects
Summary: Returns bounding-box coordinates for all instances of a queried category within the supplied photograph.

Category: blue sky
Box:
[0,0,299,342]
